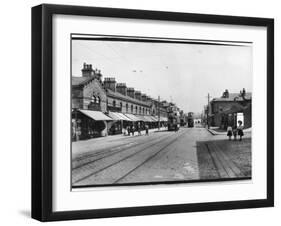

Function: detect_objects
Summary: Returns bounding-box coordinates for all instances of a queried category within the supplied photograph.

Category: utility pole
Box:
[206,93,211,129]
[158,95,160,130]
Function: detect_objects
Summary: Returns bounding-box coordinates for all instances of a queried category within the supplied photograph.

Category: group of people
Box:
[126,123,149,136]
[226,120,244,141]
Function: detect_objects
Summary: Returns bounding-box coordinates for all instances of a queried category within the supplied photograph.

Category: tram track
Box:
[72,141,138,170]
[113,130,188,184]
[72,132,173,171]
[73,129,189,185]
[73,135,141,163]
[72,132,175,184]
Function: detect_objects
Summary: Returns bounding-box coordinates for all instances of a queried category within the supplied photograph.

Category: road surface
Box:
[72,127,217,186]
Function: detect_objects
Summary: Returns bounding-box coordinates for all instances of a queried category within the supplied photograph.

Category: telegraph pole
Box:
[206,93,211,129]
[158,95,160,130]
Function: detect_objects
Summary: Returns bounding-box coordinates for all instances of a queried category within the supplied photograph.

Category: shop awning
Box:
[142,116,152,122]
[108,111,123,121]
[114,112,132,121]
[142,115,154,122]
[79,109,112,121]
[124,114,141,121]
[150,116,159,122]
[134,115,145,121]
[160,116,168,122]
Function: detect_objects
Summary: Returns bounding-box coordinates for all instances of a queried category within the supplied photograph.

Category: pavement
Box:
[71,125,252,187]
[207,127,252,135]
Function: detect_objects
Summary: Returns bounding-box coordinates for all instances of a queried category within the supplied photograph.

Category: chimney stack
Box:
[141,94,147,102]
[116,83,127,96]
[222,89,229,98]
[94,68,102,81]
[127,88,135,98]
[135,91,142,100]
[103,77,116,92]
[81,63,94,77]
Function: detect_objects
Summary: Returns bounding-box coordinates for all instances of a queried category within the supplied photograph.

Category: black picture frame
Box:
[32,4,274,222]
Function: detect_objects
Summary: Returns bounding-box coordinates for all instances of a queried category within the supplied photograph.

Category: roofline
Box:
[107,90,151,107]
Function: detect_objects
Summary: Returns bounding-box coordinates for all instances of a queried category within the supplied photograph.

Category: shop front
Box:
[72,109,112,141]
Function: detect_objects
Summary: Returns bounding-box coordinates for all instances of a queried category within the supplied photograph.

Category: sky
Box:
[72,38,252,114]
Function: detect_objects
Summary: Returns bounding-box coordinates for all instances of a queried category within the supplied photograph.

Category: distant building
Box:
[209,89,252,129]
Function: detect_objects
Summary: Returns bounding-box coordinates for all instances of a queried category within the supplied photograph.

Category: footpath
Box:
[207,127,252,136]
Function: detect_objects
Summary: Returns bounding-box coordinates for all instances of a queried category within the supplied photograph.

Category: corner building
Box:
[72,63,169,140]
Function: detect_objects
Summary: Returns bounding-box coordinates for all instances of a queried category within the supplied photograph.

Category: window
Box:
[96,96,100,104]
[126,103,128,113]
[89,94,101,111]
[91,95,96,103]
[131,104,133,113]
[135,106,138,114]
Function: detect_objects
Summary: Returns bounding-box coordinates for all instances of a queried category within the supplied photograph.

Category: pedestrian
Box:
[227,125,233,141]
[131,125,135,136]
[127,126,130,136]
[137,122,141,136]
[237,120,244,141]
[232,126,238,141]
[145,124,149,135]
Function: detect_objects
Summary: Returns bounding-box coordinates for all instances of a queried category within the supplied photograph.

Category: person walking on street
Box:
[145,124,149,136]
[237,120,244,141]
[137,122,141,136]
[227,125,233,141]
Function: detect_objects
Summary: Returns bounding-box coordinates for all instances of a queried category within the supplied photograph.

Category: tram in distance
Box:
[167,106,180,131]
[187,112,194,128]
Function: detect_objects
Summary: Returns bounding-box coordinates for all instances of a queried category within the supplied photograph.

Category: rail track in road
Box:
[72,132,173,170]
[72,128,190,186]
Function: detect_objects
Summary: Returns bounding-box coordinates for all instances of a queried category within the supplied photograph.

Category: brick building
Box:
[72,63,171,140]
[72,63,112,140]
[209,89,252,129]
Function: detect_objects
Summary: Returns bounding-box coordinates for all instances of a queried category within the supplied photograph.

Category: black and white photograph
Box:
[29,3,274,222]
[71,34,252,187]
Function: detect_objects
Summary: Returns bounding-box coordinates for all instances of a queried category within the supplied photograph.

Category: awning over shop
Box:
[150,116,159,122]
[78,109,112,121]
[143,115,154,122]
[124,114,145,121]
[108,111,123,121]
[135,115,147,121]
[160,116,168,122]
[114,112,132,121]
